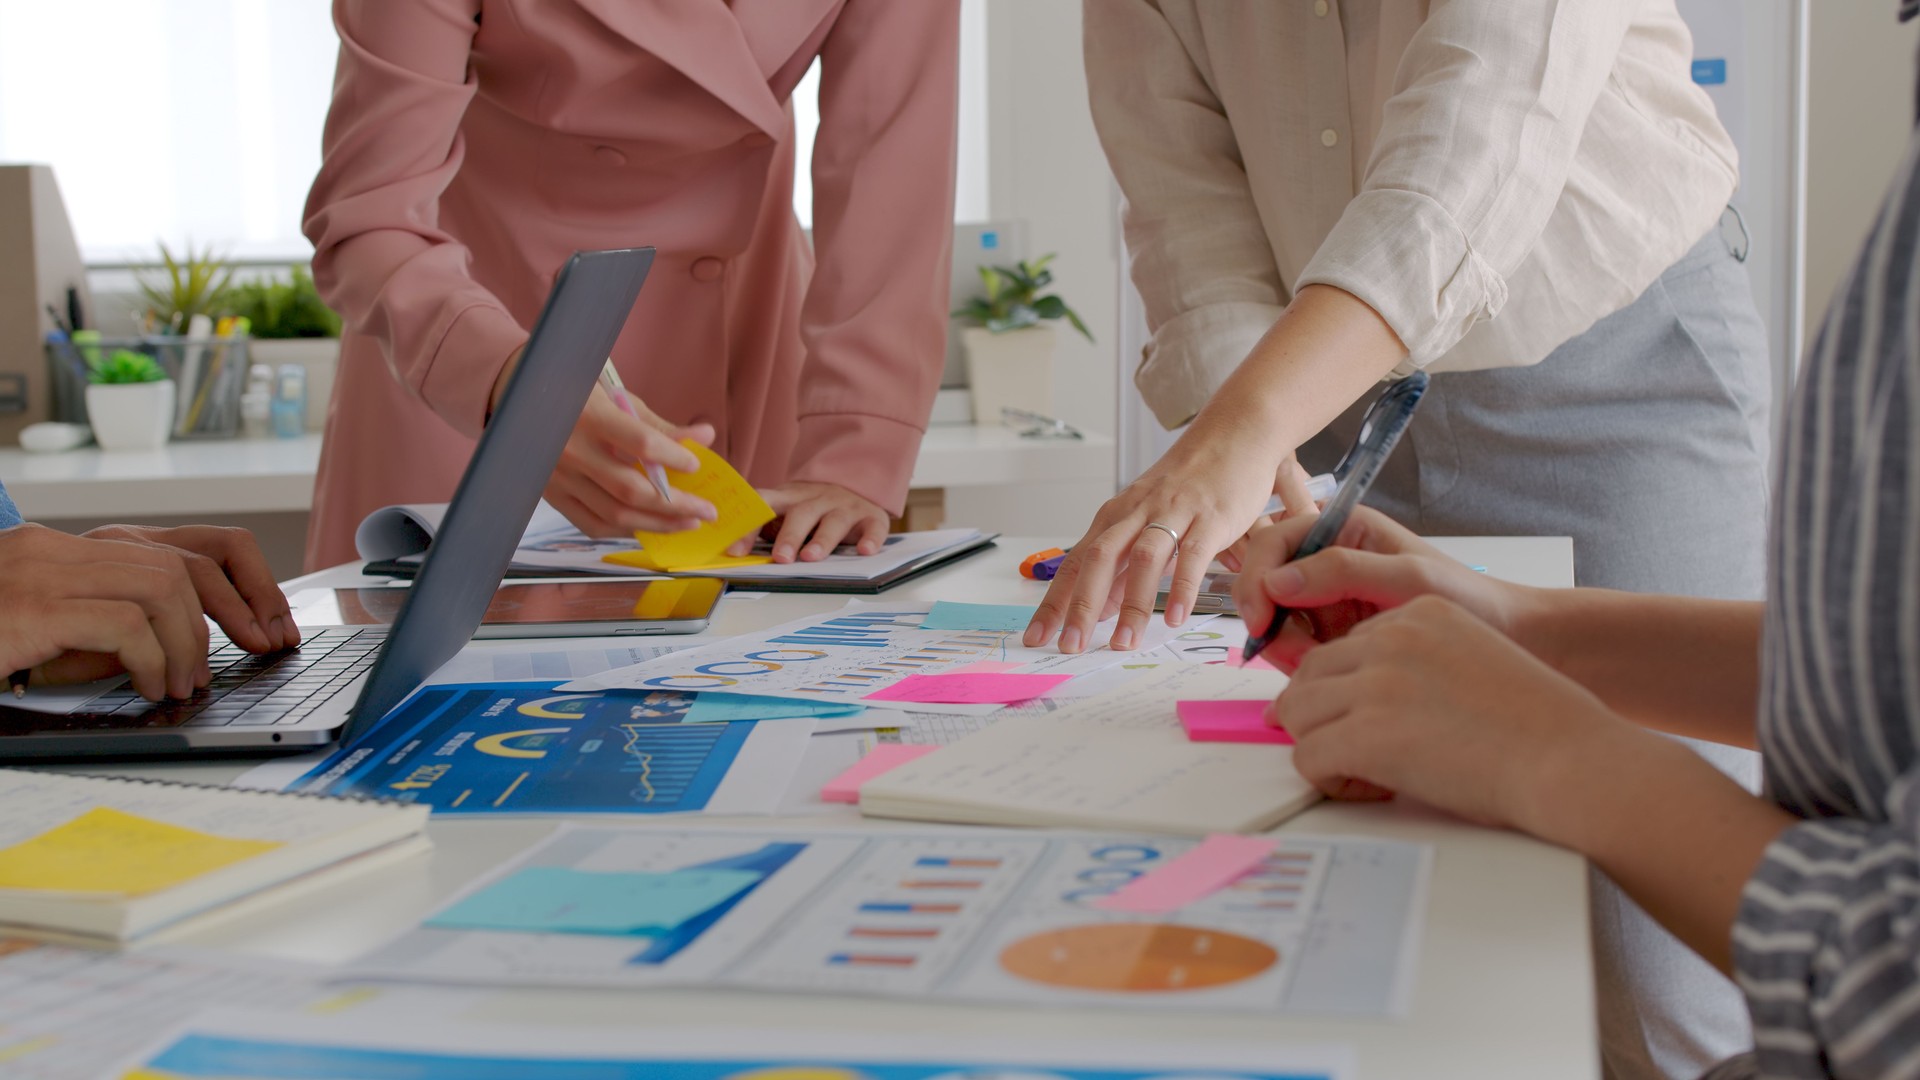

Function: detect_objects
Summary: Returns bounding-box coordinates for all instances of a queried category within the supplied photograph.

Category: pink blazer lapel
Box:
[571,0,841,132]
[732,0,844,96]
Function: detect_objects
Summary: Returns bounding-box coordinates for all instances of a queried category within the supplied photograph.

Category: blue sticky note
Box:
[681,692,866,724]
[921,601,1039,632]
[1692,58,1727,86]
[426,866,762,936]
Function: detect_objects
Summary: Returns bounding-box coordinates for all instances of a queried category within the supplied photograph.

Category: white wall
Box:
[1805,6,1920,337]
[946,0,1120,537]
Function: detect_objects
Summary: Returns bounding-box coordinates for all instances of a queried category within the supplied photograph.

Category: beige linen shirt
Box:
[1086,0,1740,429]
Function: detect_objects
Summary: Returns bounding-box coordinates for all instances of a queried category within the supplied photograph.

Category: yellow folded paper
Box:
[0,806,282,897]
[631,440,776,570]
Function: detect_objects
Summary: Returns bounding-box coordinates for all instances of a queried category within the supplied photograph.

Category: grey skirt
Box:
[1301,227,1770,1080]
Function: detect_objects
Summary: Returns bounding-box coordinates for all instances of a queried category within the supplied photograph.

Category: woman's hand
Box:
[1231,506,1541,672]
[491,350,722,537]
[1275,595,1637,831]
[1218,460,1322,572]
[80,524,299,655]
[0,524,219,701]
[726,483,891,563]
[1023,426,1283,654]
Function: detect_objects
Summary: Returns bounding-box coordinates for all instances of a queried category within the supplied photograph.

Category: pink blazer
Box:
[302,0,959,570]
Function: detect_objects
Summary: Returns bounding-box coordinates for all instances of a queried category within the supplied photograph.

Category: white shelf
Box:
[0,427,1112,521]
[0,434,324,518]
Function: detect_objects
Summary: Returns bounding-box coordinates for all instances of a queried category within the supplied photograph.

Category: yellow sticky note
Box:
[632,440,776,570]
[0,806,282,897]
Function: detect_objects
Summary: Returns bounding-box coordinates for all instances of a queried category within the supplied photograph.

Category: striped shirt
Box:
[0,480,18,530]
[1703,72,1920,1080]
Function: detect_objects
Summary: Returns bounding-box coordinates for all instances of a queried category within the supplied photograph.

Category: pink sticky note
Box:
[863,673,1073,705]
[820,744,940,804]
[1177,700,1293,745]
[1093,834,1281,914]
[944,660,1025,676]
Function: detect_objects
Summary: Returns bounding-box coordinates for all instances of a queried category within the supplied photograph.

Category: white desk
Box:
[0,426,1114,520]
[70,534,1593,1079]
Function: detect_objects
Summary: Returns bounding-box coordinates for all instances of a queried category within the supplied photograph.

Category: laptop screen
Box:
[340,248,656,739]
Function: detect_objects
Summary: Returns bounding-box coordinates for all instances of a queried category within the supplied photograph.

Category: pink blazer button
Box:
[592,145,628,166]
[690,257,724,282]
[740,132,774,149]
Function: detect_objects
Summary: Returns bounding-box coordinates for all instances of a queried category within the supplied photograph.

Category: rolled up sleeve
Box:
[1731,772,1920,1078]
[789,0,960,514]
[1085,0,1287,430]
[302,0,527,440]
[1298,0,1636,370]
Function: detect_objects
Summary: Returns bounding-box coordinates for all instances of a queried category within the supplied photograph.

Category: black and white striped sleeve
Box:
[1731,785,1920,1077]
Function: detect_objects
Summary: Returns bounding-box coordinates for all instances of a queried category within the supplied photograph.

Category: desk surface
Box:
[0,426,1115,519]
[70,535,1593,1079]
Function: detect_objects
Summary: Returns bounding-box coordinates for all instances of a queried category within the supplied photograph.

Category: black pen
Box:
[8,670,27,699]
[1243,373,1430,663]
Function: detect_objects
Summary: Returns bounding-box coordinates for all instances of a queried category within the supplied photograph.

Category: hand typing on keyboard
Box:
[0,522,296,702]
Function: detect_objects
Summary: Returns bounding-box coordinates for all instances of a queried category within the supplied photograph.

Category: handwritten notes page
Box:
[629,440,776,570]
[857,665,1318,835]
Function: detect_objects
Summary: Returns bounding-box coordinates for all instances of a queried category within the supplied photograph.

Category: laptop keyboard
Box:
[80,627,388,728]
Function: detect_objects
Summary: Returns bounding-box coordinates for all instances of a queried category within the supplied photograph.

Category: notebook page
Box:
[0,770,407,854]
[859,665,1317,834]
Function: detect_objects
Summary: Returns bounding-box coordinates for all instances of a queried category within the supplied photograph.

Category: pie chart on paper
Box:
[997,923,1277,992]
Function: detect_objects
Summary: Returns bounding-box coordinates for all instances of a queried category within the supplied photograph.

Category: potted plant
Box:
[85,349,174,451]
[136,240,235,333]
[227,266,343,432]
[952,254,1093,424]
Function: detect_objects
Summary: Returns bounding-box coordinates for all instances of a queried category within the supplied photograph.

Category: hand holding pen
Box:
[1240,374,1430,663]
[598,360,676,507]
[489,346,722,537]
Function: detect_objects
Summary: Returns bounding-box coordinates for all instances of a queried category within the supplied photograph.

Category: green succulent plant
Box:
[87,349,169,385]
[952,254,1093,341]
[137,240,235,332]
[227,266,343,339]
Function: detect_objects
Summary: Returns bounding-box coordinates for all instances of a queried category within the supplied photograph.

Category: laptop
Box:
[0,247,656,760]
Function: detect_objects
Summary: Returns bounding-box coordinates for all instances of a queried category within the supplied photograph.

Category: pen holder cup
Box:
[47,334,251,439]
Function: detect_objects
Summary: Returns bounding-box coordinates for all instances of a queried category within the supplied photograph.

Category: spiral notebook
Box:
[0,770,429,944]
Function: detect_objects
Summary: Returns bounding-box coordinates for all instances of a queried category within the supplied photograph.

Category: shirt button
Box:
[593,145,628,166]
[739,132,773,149]
[1314,0,1328,15]
[1320,128,1339,148]
[690,257,725,282]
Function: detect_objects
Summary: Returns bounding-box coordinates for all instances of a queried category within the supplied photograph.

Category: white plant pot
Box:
[962,324,1056,425]
[250,338,341,432]
[86,380,176,451]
